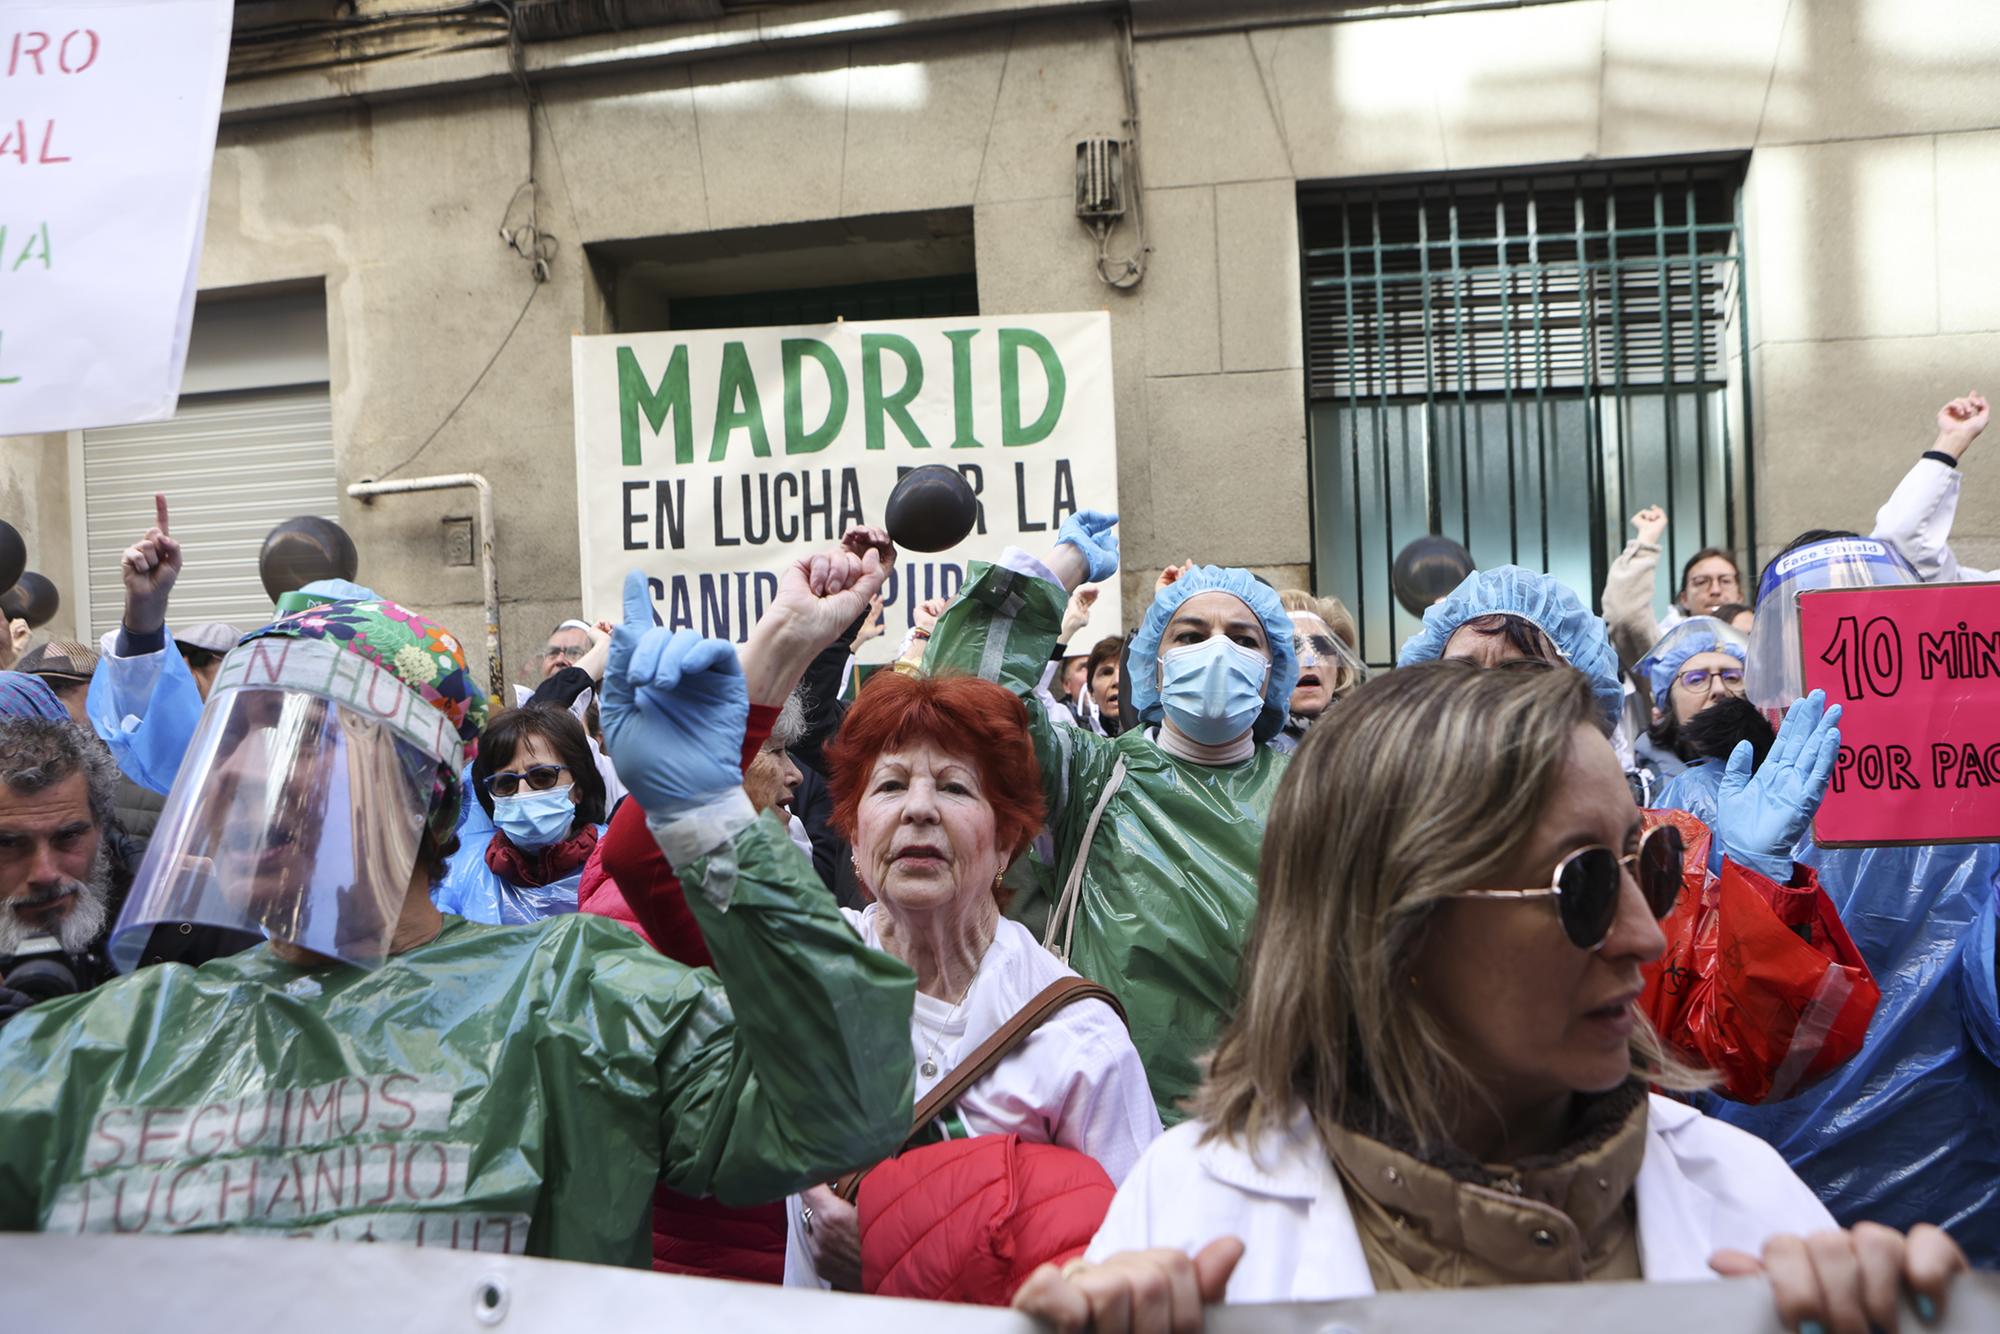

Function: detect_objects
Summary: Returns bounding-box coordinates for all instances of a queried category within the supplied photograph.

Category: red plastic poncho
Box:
[1639,809,1880,1104]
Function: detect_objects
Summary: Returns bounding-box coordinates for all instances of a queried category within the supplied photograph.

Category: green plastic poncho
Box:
[0,815,916,1265]
[925,562,1287,1123]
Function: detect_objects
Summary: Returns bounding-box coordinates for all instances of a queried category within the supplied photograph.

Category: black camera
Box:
[0,934,84,1004]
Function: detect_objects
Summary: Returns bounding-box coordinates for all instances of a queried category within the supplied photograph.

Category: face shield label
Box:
[215,636,456,766]
[1747,541,1921,710]
[1758,539,1908,604]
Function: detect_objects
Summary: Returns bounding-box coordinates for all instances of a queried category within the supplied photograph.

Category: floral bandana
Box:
[240,597,489,837]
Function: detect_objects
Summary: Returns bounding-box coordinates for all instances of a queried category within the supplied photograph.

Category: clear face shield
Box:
[1287,612,1367,710]
[1746,539,1917,712]
[109,636,458,971]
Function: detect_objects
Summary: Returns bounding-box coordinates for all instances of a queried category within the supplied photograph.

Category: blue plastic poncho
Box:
[84,627,207,794]
[434,828,598,925]
[1397,565,1624,729]
[1652,762,2000,1262]
[1127,566,1299,744]
[434,766,595,925]
[1635,615,1749,704]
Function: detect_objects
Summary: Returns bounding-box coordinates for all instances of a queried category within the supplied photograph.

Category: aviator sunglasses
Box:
[1456,822,1685,950]
[483,764,569,798]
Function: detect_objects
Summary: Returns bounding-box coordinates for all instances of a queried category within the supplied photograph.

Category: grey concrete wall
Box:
[14,0,2000,679]
[0,433,76,640]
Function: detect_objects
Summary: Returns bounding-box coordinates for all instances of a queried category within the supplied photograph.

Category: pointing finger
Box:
[155,493,170,536]
[621,569,654,630]
[604,571,653,711]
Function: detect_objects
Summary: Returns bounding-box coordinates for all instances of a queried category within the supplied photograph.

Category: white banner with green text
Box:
[571,312,1120,665]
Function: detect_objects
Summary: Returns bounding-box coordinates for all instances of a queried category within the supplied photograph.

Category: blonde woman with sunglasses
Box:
[1015,662,1963,1334]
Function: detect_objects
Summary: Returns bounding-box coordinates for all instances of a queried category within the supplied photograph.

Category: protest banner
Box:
[8,1231,1999,1333]
[571,313,1120,665]
[0,0,233,435]
[1798,581,2000,846]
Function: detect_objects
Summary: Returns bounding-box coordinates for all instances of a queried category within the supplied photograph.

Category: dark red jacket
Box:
[858,1135,1116,1305]
[577,705,789,1284]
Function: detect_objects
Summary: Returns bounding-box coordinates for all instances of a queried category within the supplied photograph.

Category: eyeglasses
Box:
[1293,632,1340,660]
[484,764,569,798]
[1677,666,1744,692]
[1455,823,1685,950]
[544,643,586,662]
[1686,573,1739,592]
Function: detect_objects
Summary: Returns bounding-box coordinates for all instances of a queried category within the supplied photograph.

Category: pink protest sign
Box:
[1799,582,2000,846]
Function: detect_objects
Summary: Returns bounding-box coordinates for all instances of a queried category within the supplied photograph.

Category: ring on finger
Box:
[802,1205,815,1233]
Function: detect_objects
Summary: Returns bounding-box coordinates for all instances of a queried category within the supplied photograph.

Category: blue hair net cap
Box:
[1635,616,1749,702]
[1128,566,1299,744]
[0,670,69,722]
[1396,565,1624,727]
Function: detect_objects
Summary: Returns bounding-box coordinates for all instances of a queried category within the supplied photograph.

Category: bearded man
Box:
[0,713,257,1026]
[0,717,119,1021]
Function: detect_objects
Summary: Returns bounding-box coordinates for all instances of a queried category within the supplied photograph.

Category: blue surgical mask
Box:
[491,785,576,851]
[1158,636,1269,744]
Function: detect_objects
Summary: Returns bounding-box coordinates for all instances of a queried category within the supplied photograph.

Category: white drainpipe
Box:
[345,473,505,700]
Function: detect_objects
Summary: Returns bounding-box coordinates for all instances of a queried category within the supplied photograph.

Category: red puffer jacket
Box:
[858,1135,1116,1305]
[576,704,789,1284]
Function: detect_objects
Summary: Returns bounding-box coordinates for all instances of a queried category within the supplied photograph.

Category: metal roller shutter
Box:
[80,385,337,640]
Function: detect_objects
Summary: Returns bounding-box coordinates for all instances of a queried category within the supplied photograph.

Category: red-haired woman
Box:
[786,669,1161,1292]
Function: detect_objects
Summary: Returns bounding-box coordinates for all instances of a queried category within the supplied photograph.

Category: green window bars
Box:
[1301,159,1754,667]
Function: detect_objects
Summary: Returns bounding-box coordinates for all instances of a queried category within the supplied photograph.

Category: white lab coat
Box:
[1085,1095,1835,1302]
[1872,456,1995,583]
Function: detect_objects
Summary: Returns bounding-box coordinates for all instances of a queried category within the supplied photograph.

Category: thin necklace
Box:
[917,950,985,1080]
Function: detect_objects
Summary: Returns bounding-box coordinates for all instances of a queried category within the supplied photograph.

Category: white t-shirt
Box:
[783,909,1161,1288]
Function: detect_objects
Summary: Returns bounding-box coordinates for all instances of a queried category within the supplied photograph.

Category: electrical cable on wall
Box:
[1093,16,1148,291]
[492,0,559,284]
[373,283,541,482]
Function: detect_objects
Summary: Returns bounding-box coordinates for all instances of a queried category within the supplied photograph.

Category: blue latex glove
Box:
[1057,509,1121,583]
[86,631,206,795]
[1714,689,1844,881]
[600,570,748,814]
